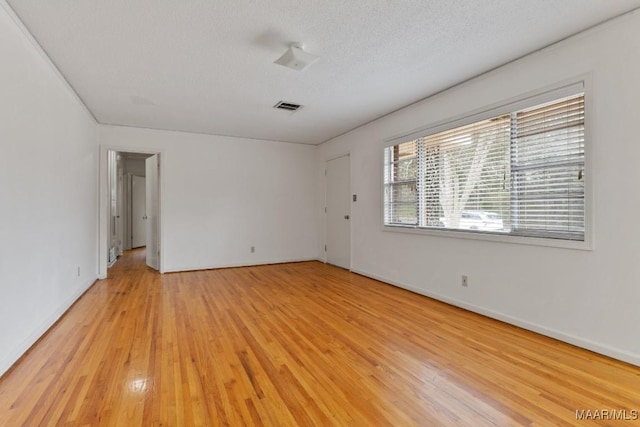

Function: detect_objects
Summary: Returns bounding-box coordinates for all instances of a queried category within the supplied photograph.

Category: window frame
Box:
[381,80,593,250]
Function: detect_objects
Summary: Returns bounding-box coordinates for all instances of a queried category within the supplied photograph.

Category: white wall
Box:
[123,157,146,176]
[318,10,640,366]
[99,125,319,272]
[0,2,98,376]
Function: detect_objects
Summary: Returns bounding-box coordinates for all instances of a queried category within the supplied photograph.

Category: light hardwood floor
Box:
[0,248,639,426]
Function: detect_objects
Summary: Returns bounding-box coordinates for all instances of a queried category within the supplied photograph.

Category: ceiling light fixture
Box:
[274,42,319,71]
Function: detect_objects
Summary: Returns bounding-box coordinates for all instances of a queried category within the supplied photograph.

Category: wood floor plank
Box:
[0,248,639,426]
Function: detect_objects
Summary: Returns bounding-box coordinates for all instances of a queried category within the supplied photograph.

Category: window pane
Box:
[384,183,418,224]
[394,158,417,180]
[512,94,585,240]
[512,165,584,239]
[383,90,585,242]
[384,139,418,225]
[423,116,510,231]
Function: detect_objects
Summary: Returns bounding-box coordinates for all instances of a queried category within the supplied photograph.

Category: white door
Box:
[326,155,351,269]
[131,175,146,248]
[145,155,160,270]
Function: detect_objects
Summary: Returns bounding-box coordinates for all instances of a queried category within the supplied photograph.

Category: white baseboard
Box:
[0,277,97,377]
[163,257,319,273]
[351,268,640,367]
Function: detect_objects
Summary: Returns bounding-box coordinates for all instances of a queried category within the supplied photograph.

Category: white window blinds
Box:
[511,95,585,239]
[383,90,585,242]
[384,140,419,225]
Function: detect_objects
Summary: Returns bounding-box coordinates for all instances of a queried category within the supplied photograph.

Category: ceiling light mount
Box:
[274,42,319,72]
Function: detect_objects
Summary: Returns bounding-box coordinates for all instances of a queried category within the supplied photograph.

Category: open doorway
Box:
[120,152,154,252]
[99,147,162,278]
[131,175,146,249]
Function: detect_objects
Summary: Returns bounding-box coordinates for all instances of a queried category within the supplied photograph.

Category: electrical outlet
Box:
[461,275,468,287]
[77,267,81,277]
[250,246,255,253]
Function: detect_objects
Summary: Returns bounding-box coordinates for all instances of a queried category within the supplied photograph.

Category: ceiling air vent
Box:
[274,101,302,112]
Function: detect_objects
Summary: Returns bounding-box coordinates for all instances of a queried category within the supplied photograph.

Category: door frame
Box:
[324,152,351,269]
[98,145,163,278]
[116,158,124,256]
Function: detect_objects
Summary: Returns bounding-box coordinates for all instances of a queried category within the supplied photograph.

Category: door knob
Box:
[344,215,350,220]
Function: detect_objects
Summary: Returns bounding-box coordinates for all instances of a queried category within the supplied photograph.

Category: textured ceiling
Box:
[7,0,640,144]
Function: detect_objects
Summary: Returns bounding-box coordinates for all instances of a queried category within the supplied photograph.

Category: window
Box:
[384,87,586,242]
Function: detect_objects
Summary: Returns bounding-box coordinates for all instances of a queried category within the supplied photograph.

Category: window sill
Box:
[382,224,592,251]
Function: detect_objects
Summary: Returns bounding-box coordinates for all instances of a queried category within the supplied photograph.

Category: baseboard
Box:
[351,268,640,367]
[163,257,319,273]
[0,277,98,378]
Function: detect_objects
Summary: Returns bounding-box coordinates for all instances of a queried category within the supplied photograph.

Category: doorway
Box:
[99,147,161,278]
[325,154,351,270]
[131,175,146,248]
